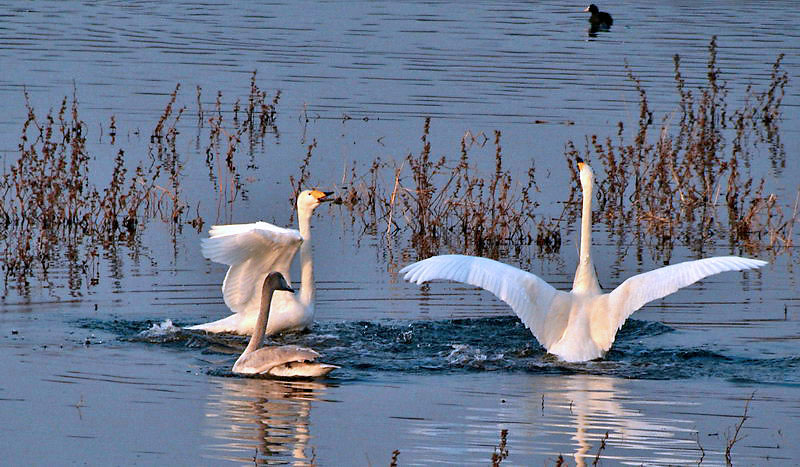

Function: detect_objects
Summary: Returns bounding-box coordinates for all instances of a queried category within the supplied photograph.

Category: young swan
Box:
[190,189,333,335]
[233,272,338,377]
[401,158,767,363]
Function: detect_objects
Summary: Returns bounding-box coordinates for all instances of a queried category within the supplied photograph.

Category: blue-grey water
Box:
[1,1,799,465]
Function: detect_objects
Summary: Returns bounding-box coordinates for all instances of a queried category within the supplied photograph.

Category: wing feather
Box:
[605,256,767,333]
[400,255,571,348]
[201,222,302,314]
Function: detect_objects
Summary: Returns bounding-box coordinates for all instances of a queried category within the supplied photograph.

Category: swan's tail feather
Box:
[186,313,249,335]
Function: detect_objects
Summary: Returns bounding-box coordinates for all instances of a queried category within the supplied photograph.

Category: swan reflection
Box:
[532,374,696,466]
[203,377,330,465]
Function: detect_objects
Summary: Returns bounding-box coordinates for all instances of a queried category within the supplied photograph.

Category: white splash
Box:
[139,319,181,337]
[445,344,488,365]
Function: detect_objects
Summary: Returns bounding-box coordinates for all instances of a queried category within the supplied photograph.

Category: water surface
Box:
[1,1,799,464]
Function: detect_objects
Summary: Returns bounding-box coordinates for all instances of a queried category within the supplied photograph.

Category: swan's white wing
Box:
[234,345,320,375]
[201,222,302,314]
[400,255,572,349]
[604,256,767,335]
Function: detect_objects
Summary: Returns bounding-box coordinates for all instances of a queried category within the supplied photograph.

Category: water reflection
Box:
[587,23,610,38]
[347,373,706,464]
[531,375,696,465]
[203,377,329,465]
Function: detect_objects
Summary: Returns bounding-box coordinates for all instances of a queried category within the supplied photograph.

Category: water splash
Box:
[77,316,799,384]
[138,319,181,338]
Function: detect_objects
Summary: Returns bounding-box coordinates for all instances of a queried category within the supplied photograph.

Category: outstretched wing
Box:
[201,222,302,314]
[603,256,767,335]
[400,255,572,349]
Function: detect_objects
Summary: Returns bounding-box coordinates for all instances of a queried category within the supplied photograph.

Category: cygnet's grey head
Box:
[264,271,295,293]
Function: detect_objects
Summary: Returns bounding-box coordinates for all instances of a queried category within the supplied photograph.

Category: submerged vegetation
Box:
[575,38,794,262]
[0,89,191,293]
[0,39,795,296]
[336,37,795,264]
[0,72,280,295]
[201,70,281,215]
[339,120,547,261]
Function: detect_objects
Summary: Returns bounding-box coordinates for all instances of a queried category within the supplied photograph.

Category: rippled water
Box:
[1,0,799,465]
[86,316,797,385]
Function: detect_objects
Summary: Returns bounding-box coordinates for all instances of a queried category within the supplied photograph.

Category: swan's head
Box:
[577,157,595,189]
[296,189,334,216]
[263,272,295,294]
[584,4,599,13]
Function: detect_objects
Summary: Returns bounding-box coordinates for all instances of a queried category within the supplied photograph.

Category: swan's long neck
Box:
[572,174,602,295]
[297,210,315,308]
[245,283,274,354]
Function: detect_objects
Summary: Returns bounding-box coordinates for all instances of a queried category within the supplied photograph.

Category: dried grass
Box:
[0,89,195,292]
[340,118,548,262]
[333,37,795,266]
[571,37,793,262]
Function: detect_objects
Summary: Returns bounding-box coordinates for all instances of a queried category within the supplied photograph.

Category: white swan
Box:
[233,272,338,377]
[189,189,333,335]
[400,159,767,363]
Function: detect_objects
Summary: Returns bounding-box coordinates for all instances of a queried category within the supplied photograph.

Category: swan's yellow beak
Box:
[577,157,585,171]
[310,189,334,202]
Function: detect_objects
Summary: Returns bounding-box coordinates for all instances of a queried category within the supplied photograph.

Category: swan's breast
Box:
[547,296,606,362]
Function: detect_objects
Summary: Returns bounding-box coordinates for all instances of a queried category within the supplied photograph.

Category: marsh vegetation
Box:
[338,38,794,265]
[1,3,797,464]
[0,39,794,295]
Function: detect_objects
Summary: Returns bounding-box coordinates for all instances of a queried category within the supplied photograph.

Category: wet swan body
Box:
[189,189,332,335]
[233,272,338,377]
[401,159,766,363]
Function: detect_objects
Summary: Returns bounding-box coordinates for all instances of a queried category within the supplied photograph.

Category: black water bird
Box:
[585,4,613,29]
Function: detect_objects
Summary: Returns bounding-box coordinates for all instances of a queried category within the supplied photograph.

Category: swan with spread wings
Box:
[189,189,333,335]
[401,159,766,362]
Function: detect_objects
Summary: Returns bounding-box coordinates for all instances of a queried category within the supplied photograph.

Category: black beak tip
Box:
[576,156,584,164]
[320,191,337,203]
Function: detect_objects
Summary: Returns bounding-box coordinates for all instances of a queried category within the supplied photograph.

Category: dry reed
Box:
[334,38,794,266]
[491,428,509,466]
[569,37,794,262]
[1,89,191,292]
[3,39,795,294]
[201,71,281,220]
[340,118,547,262]
[724,392,755,466]
[0,72,284,294]
[1,70,285,294]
